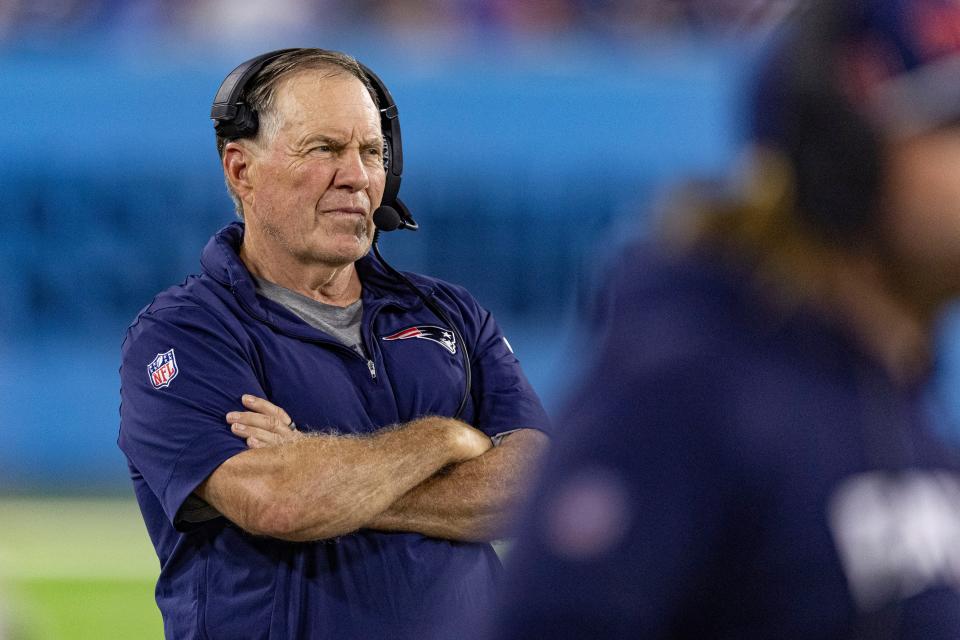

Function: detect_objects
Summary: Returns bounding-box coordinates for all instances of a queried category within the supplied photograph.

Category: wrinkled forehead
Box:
[272,68,379,118]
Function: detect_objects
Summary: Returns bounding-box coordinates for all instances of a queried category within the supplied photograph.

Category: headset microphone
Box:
[373,200,418,233]
[373,206,404,232]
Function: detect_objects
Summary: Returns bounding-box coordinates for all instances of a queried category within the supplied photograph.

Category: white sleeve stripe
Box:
[491,429,524,447]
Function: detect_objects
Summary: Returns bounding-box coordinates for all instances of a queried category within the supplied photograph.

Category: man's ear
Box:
[223,141,254,201]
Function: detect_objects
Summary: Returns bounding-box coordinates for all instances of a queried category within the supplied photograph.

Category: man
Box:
[491,1,960,638]
[118,48,550,639]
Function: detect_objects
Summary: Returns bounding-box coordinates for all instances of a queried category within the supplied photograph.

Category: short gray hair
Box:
[217,48,380,217]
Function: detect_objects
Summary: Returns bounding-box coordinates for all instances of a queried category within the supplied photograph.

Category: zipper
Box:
[235,288,388,382]
[359,297,414,380]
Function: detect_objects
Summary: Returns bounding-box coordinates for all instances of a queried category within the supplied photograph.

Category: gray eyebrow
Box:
[304,134,383,149]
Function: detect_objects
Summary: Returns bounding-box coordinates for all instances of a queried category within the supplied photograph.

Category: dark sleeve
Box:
[489,360,735,639]
[463,298,552,439]
[118,305,265,529]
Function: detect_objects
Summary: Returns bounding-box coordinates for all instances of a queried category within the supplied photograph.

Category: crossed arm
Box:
[196,395,548,543]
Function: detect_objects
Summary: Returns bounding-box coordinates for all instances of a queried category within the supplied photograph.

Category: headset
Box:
[753,0,885,241]
[210,49,472,420]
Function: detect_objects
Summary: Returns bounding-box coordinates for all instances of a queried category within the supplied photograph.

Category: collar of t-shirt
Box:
[253,277,365,356]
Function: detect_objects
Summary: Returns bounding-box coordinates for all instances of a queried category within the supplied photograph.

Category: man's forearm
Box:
[198,416,488,541]
[368,428,549,542]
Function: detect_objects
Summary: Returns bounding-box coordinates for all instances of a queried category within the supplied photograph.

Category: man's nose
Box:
[333,149,370,192]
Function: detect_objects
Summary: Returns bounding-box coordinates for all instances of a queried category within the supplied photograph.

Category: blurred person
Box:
[0,0,104,36]
[117,48,549,639]
[175,0,330,44]
[481,0,580,35]
[489,0,960,638]
[350,0,471,34]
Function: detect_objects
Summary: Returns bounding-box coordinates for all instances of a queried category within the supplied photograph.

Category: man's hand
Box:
[449,417,494,461]
[370,428,548,542]
[226,394,304,448]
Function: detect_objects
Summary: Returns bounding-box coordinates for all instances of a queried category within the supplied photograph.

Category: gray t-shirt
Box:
[254,277,365,356]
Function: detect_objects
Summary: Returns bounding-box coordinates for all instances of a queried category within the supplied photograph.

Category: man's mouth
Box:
[323,207,367,216]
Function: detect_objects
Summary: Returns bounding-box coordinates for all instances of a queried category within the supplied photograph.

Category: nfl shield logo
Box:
[147,349,179,389]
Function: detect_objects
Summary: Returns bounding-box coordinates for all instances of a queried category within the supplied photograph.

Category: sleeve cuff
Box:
[491,428,524,447]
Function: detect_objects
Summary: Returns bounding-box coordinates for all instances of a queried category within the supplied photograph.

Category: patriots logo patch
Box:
[147,349,179,389]
[382,325,457,354]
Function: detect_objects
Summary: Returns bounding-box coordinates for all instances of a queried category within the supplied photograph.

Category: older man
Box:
[118,49,549,639]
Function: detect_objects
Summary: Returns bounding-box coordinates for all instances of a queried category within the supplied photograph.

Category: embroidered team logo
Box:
[147,349,179,389]
[382,326,457,354]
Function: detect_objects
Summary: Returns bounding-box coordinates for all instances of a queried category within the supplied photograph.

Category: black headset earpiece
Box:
[210,48,419,232]
[210,48,300,140]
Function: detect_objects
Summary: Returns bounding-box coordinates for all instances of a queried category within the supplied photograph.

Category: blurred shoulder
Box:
[594,241,758,370]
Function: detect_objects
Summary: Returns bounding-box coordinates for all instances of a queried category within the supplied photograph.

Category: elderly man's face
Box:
[245,70,386,267]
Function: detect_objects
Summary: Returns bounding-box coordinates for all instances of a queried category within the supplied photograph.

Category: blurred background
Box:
[0,0,917,637]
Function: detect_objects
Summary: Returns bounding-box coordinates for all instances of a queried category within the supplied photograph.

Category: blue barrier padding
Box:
[0,37,750,490]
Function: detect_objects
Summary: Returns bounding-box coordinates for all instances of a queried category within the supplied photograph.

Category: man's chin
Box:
[307,237,372,267]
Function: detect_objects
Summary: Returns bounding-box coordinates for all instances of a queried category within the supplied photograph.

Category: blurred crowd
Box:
[0,0,797,42]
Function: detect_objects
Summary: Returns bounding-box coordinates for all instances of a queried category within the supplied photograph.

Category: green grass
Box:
[0,498,512,639]
[10,578,161,640]
[0,498,163,639]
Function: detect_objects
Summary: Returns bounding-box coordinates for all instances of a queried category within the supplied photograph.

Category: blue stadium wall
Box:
[7,35,909,492]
